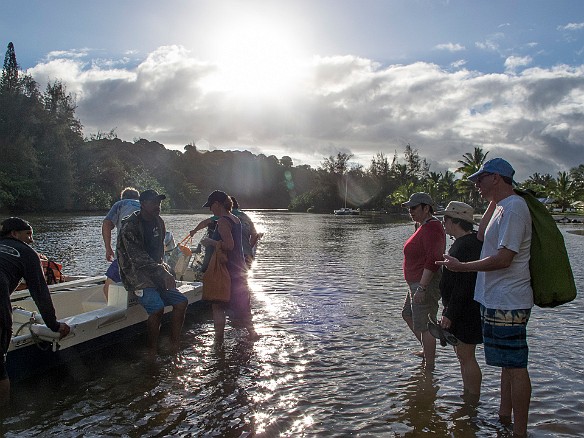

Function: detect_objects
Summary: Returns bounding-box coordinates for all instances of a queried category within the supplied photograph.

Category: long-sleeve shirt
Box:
[0,237,60,332]
[116,211,172,292]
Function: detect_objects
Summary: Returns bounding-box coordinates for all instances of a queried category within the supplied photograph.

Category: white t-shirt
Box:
[474,194,534,310]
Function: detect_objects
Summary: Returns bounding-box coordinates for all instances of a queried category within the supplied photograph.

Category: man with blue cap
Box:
[437,158,533,437]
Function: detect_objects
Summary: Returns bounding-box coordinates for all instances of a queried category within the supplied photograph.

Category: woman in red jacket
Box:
[401,193,445,371]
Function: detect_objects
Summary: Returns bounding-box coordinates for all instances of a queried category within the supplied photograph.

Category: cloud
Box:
[475,33,505,52]
[27,45,584,181]
[558,22,584,31]
[504,55,533,72]
[434,43,466,52]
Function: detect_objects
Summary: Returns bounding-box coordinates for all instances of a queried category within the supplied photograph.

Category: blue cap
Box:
[468,158,515,183]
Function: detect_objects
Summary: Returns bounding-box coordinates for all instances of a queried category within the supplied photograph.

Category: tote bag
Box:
[167,234,193,278]
[202,244,231,302]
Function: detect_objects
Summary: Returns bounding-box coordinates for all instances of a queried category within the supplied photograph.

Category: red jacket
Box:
[403,219,445,283]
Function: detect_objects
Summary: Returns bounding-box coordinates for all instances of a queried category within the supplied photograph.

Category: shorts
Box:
[480,305,531,368]
[138,287,188,315]
[402,275,441,332]
[105,259,122,283]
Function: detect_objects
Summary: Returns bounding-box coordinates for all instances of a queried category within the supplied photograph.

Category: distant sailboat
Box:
[334,177,359,215]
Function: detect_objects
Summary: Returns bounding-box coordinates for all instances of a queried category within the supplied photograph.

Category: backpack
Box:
[514,189,577,307]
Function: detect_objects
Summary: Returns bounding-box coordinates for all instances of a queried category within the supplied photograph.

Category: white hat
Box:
[436,201,477,224]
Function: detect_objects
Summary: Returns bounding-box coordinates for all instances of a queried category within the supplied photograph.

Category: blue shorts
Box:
[105,259,122,283]
[480,306,531,368]
[138,287,188,315]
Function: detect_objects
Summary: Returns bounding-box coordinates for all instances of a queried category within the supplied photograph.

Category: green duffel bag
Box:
[515,189,577,307]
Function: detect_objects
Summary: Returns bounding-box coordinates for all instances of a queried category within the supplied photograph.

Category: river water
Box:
[1,212,584,437]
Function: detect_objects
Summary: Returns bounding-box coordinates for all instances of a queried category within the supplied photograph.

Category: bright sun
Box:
[203,16,308,99]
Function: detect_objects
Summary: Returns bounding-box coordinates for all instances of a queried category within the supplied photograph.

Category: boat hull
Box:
[8,276,203,382]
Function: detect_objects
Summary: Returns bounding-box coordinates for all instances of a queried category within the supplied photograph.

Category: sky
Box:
[2,0,584,181]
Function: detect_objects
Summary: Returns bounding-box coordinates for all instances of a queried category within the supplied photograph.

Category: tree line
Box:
[1,42,583,214]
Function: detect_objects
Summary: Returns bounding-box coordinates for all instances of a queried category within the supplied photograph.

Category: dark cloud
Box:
[29,46,584,180]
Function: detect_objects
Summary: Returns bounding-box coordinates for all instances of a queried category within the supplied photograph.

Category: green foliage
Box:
[1,42,582,215]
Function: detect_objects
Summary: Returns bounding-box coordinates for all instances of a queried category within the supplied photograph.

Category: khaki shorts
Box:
[402,273,441,332]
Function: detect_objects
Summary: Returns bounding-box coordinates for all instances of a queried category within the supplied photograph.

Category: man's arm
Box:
[477,201,497,242]
[437,247,516,272]
[102,219,115,261]
[21,249,68,335]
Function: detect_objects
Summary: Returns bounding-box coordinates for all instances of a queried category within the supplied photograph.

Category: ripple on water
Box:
[3,214,584,436]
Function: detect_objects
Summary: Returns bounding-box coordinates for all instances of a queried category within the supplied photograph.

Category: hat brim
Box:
[402,200,420,208]
[467,170,484,182]
[141,195,166,202]
[436,211,478,225]
[202,200,212,207]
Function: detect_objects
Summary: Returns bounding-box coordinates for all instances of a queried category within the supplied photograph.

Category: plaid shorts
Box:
[480,305,531,368]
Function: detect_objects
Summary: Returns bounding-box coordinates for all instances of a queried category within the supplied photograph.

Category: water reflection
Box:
[2,213,584,436]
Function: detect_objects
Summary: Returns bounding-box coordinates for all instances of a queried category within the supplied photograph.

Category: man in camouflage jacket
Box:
[117,190,188,355]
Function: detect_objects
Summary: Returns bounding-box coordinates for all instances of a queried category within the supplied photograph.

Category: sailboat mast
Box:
[344,176,348,208]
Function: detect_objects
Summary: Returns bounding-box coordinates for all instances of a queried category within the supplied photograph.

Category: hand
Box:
[413,290,425,304]
[105,247,115,262]
[58,323,71,339]
[189,229,196,237]
[164,272,176,290]
[440,316,452,330]
[436,254,463,271]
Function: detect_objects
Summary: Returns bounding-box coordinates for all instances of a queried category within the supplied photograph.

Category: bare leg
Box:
[103,278,113,300]
[0,377,9,407]
[421,330,436,370]
[455,343,482,396]
[169,300,188,352]
[499,368,512,421]
[402,315,422,343]
[146,310,164,356]
[505,367,531,437]
[212,303,226,343]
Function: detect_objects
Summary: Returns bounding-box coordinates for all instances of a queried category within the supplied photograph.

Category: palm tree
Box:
[521,173,555,198]
[552,171,577,212]
[456,147,489,207]
[456,147,489,175]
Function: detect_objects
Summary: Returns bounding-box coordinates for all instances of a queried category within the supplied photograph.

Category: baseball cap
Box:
[402,192,437,210]
[202,190,228,208]
[139,189,166,202]
[468,158,515,183]
[0,217,32,236]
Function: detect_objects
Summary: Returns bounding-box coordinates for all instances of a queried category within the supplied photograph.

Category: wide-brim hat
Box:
[428,315,460,347]
[202,190,228,208]
[436,201,477,225]
[468,157,516,183]
[402,192,437,210]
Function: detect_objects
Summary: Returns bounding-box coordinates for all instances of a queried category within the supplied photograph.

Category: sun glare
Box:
[203,16,308,99]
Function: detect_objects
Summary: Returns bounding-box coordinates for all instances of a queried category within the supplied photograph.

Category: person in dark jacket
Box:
[437,202,483,399]
[117,190,188,356]
[0,217,70,406]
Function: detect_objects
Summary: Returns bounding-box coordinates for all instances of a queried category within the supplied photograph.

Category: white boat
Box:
[333,207,360,215]
[8,276,203,381]
[334,176,360,215]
